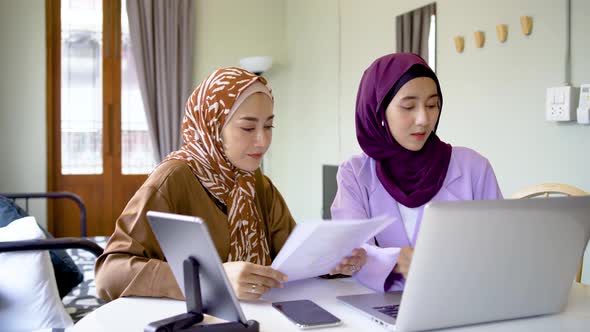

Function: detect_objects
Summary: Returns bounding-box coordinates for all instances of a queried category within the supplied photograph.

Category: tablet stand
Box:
[145,257,259,332]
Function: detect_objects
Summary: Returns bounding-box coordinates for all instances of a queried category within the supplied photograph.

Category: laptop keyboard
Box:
[373,304,400,318]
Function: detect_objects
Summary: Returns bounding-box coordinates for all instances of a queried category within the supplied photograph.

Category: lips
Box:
[247,153,263,159]
[411,133,426,140]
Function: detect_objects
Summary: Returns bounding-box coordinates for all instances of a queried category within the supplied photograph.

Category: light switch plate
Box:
[546,86,579,122]
[577,84,590,125]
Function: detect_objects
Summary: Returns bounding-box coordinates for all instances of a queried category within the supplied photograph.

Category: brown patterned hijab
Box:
[163,67,272,265]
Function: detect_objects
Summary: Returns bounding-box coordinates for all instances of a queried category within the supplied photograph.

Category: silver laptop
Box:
[338,196,590,331]
[146,211,248,324]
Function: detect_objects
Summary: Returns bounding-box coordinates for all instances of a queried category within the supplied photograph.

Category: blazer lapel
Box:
[369,181,412,248]
[366,155,463,248]
[411,160,463,246]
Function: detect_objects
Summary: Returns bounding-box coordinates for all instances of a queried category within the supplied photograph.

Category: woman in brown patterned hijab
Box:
[96,68,295,301]
[166,68,275,266]
[163,67,285,297]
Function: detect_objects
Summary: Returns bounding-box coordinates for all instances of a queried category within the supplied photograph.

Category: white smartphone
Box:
[272,300,342,330]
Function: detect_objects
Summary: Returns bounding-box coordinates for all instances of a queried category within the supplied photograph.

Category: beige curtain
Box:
[396,3,436,61]
[126,0,195,161]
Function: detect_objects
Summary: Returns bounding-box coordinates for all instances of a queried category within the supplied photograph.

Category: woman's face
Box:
[221,93,274,172]
[385,77,440,151]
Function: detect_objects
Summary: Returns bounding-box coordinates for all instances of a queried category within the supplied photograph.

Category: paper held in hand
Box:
[271,216,391,282]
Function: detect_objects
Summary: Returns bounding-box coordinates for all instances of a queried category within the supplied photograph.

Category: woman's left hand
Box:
[330,248,367,275]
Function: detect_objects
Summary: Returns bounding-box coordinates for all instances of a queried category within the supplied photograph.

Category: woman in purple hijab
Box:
[331,53,503,292]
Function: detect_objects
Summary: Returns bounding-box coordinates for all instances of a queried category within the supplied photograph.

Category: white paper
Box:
[271,216,391,281]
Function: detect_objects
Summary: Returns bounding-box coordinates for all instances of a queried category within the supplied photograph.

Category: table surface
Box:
[73,278,590,332]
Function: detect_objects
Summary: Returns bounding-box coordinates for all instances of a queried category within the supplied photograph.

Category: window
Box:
[59,0,155,175]
[428,14,436,70]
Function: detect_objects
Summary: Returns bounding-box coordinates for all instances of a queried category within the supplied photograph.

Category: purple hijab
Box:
[355,53,452,208]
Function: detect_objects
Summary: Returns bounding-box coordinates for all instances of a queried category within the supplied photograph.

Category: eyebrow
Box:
[237,115,275,122]
[400,94,439,101]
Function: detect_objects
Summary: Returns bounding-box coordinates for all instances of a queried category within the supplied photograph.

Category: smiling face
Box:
[221,92,274,172]
[385,77,440,151]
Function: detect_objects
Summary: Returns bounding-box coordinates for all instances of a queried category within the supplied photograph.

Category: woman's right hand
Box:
[393,246,414,279]
[223,261,288,300]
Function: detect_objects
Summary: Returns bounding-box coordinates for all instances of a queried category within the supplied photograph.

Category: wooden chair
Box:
[511,183,589,283]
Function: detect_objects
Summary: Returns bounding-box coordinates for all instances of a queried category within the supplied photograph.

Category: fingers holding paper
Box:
[393,246,414,279]
[224,261,288,300]
[330,247,367,276]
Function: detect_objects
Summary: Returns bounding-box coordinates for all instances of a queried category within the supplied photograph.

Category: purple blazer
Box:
[331,147,503,292]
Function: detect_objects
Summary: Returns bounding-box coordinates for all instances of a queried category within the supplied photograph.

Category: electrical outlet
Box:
[546,86,579,122]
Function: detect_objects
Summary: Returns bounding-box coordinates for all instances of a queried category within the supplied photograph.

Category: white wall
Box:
[192,0,288,183]
[193,0,287,84]
[269,0,341,219]
[436,0,590,197]
[0,0,47,227]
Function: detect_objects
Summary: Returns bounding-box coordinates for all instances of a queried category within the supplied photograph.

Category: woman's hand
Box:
[223,261,288,300]
[393,246,414,279]
[330,248,367,276]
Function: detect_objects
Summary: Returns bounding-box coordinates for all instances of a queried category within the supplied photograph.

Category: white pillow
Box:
[0,217,73,331]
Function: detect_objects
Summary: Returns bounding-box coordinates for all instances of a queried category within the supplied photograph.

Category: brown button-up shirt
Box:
[95,160,295,301]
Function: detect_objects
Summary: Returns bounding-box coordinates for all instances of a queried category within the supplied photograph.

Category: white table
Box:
[73,278,590,332]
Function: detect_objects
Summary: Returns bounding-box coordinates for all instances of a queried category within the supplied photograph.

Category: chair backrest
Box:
[322,165,339,219]
[512,183,589,283]
[511,183,589,199]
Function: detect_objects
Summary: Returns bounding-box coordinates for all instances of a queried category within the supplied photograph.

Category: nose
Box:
[415,106,428,126]
[254,128,271,149]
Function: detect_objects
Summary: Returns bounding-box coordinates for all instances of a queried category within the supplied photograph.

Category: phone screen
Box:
[272,300,341,329]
